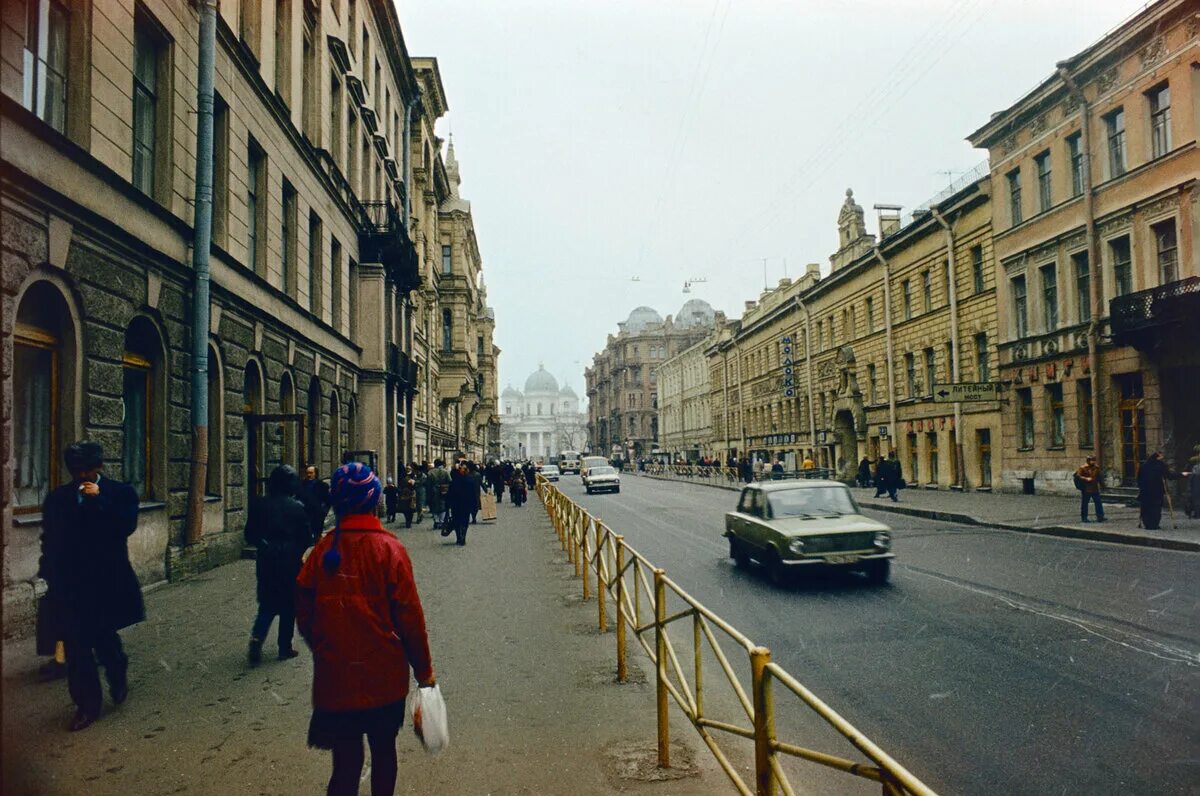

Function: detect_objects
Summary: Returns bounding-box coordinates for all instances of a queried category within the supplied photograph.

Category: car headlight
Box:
[788,539,806,555]
[873,532,892,549]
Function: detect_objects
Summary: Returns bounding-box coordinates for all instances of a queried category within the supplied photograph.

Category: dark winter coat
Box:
[426,467,450,514]
[300,478,331,542]
[39,476,145,636]
[448,470,479,519]
[383,484,400,511]
[1137,456,1170,501]
[245,486,310,614]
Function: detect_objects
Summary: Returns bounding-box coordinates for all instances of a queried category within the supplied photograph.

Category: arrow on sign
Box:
[937,390,950,398]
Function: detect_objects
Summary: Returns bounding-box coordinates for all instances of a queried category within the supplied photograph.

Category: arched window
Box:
[206,344,224,496]
[14,280,78,511]
[279,370,296,468]
[329,390,341,472]
[123,317,166,500]
[307,376,321,470]
[244,360,264,496]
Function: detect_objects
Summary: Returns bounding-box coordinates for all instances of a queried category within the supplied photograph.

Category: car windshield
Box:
[591,466,615,475]
[542,466,559,473]
[765,487,858,518]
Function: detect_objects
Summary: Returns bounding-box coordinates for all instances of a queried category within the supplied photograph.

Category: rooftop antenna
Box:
[762,258,768,291]
[682,277,708,294]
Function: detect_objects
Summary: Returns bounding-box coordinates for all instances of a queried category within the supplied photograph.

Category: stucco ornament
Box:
[837,189,868,248]
[836,345,861,398]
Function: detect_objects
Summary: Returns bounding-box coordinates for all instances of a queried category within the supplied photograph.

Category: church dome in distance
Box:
[502,384,523,398]
[675,298,716,329]
[524,364,559,394]
[559,383,578,397]
[624,306,663,334]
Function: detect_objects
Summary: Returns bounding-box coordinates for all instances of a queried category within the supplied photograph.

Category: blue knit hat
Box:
[323,462,381,571]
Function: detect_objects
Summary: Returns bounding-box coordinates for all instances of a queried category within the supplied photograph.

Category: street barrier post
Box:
[596,521,607,631]
[616,536,627,683]
[581,516,591,601]
[654,568,670,768]
[751,646,776,796]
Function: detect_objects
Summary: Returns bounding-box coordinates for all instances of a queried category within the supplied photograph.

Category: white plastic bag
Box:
[411,684,449,754]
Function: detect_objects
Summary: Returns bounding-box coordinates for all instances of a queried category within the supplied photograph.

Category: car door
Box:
[731,488,753,540]
[743,490,768,551]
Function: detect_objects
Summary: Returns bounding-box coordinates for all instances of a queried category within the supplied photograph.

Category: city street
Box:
[566,473,1200,796]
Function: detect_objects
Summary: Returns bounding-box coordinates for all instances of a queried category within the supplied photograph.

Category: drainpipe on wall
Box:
[1058,63,1104,477]
[185,0,218,546]
[930,207,967,489]
[873,247,899,447]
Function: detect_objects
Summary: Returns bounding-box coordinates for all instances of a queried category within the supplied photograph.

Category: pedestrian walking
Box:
[1073,456,1105,523]
[413,462,428,524]
[296,462,436,796]
[877,451,901,502]
[426,459,450,529]
[468,461,484,524]
[443,462,478,546]
[1137,451,1180,530]
[511,472,528,507]
[771,459,785,480]
[300,465,332,544]
[39,441,144,731]
[383,477,399,524]
[245,465,310,664]
[398,466,418,528]
[856,457,872,488]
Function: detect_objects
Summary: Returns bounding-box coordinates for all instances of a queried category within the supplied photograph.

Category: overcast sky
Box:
[397,0,1140,403]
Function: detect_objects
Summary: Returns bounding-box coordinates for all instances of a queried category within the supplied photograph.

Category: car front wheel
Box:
[764,548,789,587]
[729,537,750,568]
[866,559,890,586]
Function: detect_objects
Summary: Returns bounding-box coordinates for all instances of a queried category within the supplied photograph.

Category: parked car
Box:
[723,481,893,585]
[584,466,620,494]
[580,456,609,485]
[540,464,561,482]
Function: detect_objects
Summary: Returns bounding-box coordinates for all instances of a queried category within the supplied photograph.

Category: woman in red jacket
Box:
[296,462,436,796]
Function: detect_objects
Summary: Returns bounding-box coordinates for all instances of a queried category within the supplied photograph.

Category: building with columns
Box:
[500,366,586,461]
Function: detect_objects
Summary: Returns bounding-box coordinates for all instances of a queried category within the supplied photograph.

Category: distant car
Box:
[584,466,620,494]
[723,481,893,586]
[540,464,561,482]
[559,451,582,474]
[580,456,609,485]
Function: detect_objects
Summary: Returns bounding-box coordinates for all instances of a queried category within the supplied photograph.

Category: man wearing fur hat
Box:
[39,441,144,731]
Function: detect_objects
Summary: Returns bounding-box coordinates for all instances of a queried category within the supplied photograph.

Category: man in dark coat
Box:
[245,465,311,664]
[444,462,479,546]
[300,465,331,543]
[1137,451,1181,530]
[40,441,144,731]
[467,462,484,524]
[857,457,873,488]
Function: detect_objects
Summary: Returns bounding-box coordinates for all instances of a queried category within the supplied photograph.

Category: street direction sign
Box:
[932,382,1001,403]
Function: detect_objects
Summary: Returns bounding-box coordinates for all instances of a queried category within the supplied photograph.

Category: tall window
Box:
[866,296,875,331]
[1012,275,1028,338]
[1035,150,1052,212]
[1067,133,1084,197]
[921,271,932,313]
[1153,219,1178,285]
[281,180,297,297]
[213,93,230,244]
[902,280,912,320]
[348,0,356,55]
[927,432,938,483]
[971,245,985,294]
[348,112,359,194]
[905,353,916,397]
[348,259,358,340]
[1077,378,1093,447]
[1017,388,1034,448]
[1105,108,1126,178]
[867,364,877,403]
[247,138,266,275]
[441,244,452,275]
[975,333,989,381]
[330,73,343,165]
[816,320,824,350]
[1007,168,1022,225]
[123,318,162,500]
[133,11,166,196]
[477,335,484,358]
[1148,83,1171,159]
[442,309,452,352]
[22,0,69,132]
[1110,235,1132,296]
[330,237,342,328]
[1047,384,1065,448]
[977,429,992,487]
[923,347,936,396]
[275,0,291,106]
[239,0,261,53]
[302,3,319,142]
[308,213,322,314]
[1039,264,1057,330]
[1072,251,1090,322]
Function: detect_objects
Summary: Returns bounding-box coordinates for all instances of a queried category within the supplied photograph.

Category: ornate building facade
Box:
[658,332,718,462]
[586,301,721,458]
[499,366,586,461]
[1,0,497,631]
[968,0,1198,494]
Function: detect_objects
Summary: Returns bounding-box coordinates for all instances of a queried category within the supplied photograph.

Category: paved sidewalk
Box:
[637,471,1200,552]
[2,496,726,795]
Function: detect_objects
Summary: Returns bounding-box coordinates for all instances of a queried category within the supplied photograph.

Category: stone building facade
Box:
[499,366,586,461]
[702,179,1001,489]
[1,0,497,631]
[585,301,720,459]
[967,0,1198,494]
[657,332,717,461]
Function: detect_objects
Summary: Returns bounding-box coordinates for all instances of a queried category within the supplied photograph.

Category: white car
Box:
[540,464,561,482]
[584,466,620,494]
[580,456,609,485]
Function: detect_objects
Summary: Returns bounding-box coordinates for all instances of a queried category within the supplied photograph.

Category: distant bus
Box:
[558,450,581,474]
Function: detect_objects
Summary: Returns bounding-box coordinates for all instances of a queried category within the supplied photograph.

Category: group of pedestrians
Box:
[37,442,435,795]
[1077,449,1199,530]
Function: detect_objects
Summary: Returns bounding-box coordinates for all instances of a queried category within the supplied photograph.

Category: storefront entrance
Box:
[1117,374,1145,486]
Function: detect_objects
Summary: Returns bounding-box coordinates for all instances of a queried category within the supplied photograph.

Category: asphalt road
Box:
[561,473,1200,796]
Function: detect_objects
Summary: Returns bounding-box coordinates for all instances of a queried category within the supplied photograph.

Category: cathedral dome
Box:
[502,384,523,398]
[559,383,578,398]
[675,299,715,330]
[624,306,663,334]
[524,365,559,394]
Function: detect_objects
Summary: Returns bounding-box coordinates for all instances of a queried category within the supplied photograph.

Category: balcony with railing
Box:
[1109,276,1200,351]
[360,201,420,293]
[388,343,418,394]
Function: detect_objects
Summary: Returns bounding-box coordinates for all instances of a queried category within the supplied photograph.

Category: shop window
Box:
[1047,383,1065,448]
[1017,388,1034,449]
[927,432,938,483]
[977,429,992,487]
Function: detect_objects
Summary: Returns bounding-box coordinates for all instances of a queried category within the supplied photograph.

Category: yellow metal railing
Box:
[534,476,938,796]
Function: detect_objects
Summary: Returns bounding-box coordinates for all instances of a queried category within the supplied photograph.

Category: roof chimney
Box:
[874,204,903,238]
[744,300,757,312]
